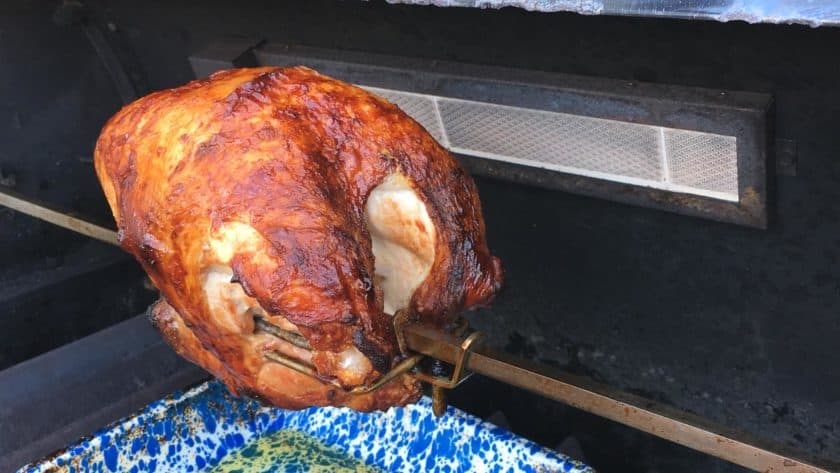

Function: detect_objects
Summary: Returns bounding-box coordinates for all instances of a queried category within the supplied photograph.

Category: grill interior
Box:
[2,2,839,472]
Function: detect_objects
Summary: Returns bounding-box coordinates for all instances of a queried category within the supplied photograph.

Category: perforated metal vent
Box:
[366,87,739,202]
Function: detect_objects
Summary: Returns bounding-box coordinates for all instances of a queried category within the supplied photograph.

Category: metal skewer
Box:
[1,188,836,473]
[0,188,118,246]
[254,315,311,349]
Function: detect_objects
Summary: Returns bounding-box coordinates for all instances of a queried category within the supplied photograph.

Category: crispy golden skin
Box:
[94,66,502,410]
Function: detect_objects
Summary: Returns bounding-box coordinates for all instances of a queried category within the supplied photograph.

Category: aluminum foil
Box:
[387,0,840,27]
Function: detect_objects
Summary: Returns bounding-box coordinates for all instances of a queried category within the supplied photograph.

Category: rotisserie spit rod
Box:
[0,188,835,473]
[404,324,836,473]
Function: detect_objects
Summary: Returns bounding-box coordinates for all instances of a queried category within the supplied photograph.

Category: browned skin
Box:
[94,66,503,411]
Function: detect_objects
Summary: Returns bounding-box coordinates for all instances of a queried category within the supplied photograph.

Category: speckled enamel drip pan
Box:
[20,380,592,472]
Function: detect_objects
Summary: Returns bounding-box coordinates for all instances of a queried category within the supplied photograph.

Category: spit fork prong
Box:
[254,315,311,349]
[256,314,425,395]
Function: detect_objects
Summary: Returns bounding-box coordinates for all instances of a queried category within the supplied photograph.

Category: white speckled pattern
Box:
[20,381,594,473]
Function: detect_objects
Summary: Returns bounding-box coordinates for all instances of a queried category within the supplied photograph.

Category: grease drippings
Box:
[209,429,384,473]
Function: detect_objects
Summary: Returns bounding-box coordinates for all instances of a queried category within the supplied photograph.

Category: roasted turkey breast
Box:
[94,66,503,411]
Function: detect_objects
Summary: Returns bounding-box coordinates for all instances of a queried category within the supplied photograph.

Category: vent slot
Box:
[366,87,738,202]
